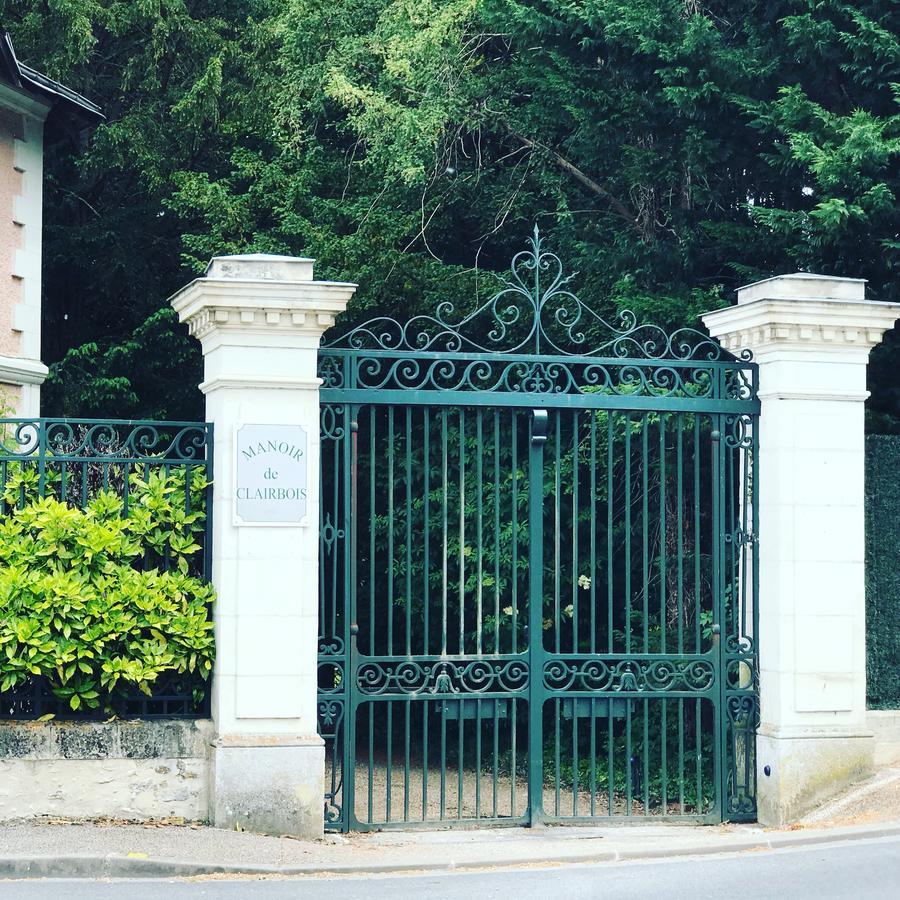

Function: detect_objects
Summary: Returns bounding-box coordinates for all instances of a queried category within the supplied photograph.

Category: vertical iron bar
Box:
[511,410,519,654]
[625,414,632,655]
[404,701,411,822]
[457,700,464,819]
[370,407,376,657]
[494,409,501,654]
[442,410,449,656]
[405,408,412,657]
[660,414,667,655]
[476,410,483,655]
[476,698,482,819]
[422,701,429,821]
[571,410,579,656]
[713,407,725,820]
[388,407,395,656]
[590,412,597,655]
[345,406,359,829]
[459,409,466,655]
[424,409,430,656]
[386,701,393,823]
[528,409,548,826]
[607,413,614,652]
[694,417,702,654]
[554,414,561,653]
[642,421,649,653]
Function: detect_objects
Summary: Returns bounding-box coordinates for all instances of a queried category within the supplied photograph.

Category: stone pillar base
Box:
[210,735,324,837]
[756,727,874,827]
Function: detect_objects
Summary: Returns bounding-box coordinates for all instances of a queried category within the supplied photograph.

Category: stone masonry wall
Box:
[0,719,212,821]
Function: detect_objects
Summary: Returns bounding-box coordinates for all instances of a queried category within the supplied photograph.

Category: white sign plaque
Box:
[234,424,309,526]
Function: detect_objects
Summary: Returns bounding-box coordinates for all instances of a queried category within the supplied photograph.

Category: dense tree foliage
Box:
[2,1,898,427]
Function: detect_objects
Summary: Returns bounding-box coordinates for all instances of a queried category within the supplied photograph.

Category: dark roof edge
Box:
[1,31,103,124]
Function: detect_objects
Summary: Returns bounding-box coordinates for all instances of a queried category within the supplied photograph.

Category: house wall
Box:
[0,106,24,408]
[0,82,49,416]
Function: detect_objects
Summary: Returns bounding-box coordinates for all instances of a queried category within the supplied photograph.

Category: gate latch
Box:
[531,409,549,446]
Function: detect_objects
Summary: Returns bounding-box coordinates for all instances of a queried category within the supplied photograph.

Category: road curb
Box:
[2,821,899,879]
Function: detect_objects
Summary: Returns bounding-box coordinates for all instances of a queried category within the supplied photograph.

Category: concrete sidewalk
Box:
[1,817,900,879]
[2,768,899,880]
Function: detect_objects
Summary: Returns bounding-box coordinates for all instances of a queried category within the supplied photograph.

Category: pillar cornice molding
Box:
[704,297,900,358]
[704,271,900,359]
[170,277,358,343]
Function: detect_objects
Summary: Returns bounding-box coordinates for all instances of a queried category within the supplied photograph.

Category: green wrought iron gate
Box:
[317,231,759,830]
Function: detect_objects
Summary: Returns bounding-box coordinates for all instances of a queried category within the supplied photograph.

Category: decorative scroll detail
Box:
[726,692,759,728]
[320,512,345,555]
[543,657,716,693]
[319,354,749,401]
[318,636,345,657]
[725,367,754,401]
[723,413,754,449]
[723,692,759,818]
[320,404,346,441]
[319,354,344,389]
[318,697,346,827]
[0,419,210,461]
[322,228,750,362]
[356,658,529,696]
[724,634,755,656]
[318,697,345,732]
[724,528,756,549]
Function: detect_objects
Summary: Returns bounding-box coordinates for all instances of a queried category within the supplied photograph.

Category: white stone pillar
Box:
[169,254,356,837]
[704,274,900,826]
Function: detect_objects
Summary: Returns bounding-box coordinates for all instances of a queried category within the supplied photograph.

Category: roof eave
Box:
[1,31,103,126]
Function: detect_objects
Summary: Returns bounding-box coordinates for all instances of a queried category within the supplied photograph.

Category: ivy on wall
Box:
[865,435,900,709]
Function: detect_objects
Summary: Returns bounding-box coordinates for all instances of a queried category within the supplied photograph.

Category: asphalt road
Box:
[2,834,898,900]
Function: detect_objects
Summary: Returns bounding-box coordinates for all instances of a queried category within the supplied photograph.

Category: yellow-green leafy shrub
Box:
[0,471,214,711]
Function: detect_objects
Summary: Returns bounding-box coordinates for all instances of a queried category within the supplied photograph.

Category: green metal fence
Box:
[0,418,213,718]
[317,231,759,830]
[866,434,900,709]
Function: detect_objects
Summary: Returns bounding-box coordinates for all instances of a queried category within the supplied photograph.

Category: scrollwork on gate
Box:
[542,657,716,692]
[356,658,530,695]
[336,354,731,400]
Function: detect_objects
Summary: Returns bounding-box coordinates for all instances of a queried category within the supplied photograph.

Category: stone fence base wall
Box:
[0,719,212,821]
[869,710,900,768]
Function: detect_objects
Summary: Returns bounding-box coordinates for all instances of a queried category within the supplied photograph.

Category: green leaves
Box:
[6,0,900,430]
[0,472,214,712]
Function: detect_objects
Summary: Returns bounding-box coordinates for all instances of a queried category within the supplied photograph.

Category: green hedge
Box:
[866,435,900,709]
[0,469,214,713]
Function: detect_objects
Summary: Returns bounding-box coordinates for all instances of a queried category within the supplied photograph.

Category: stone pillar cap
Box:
[168,252,358,344]
[206,254,317,282]
[704,271,900,358]
[736,272,867,305]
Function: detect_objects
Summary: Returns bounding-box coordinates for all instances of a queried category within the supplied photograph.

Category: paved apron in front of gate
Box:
[316,231,759,831]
